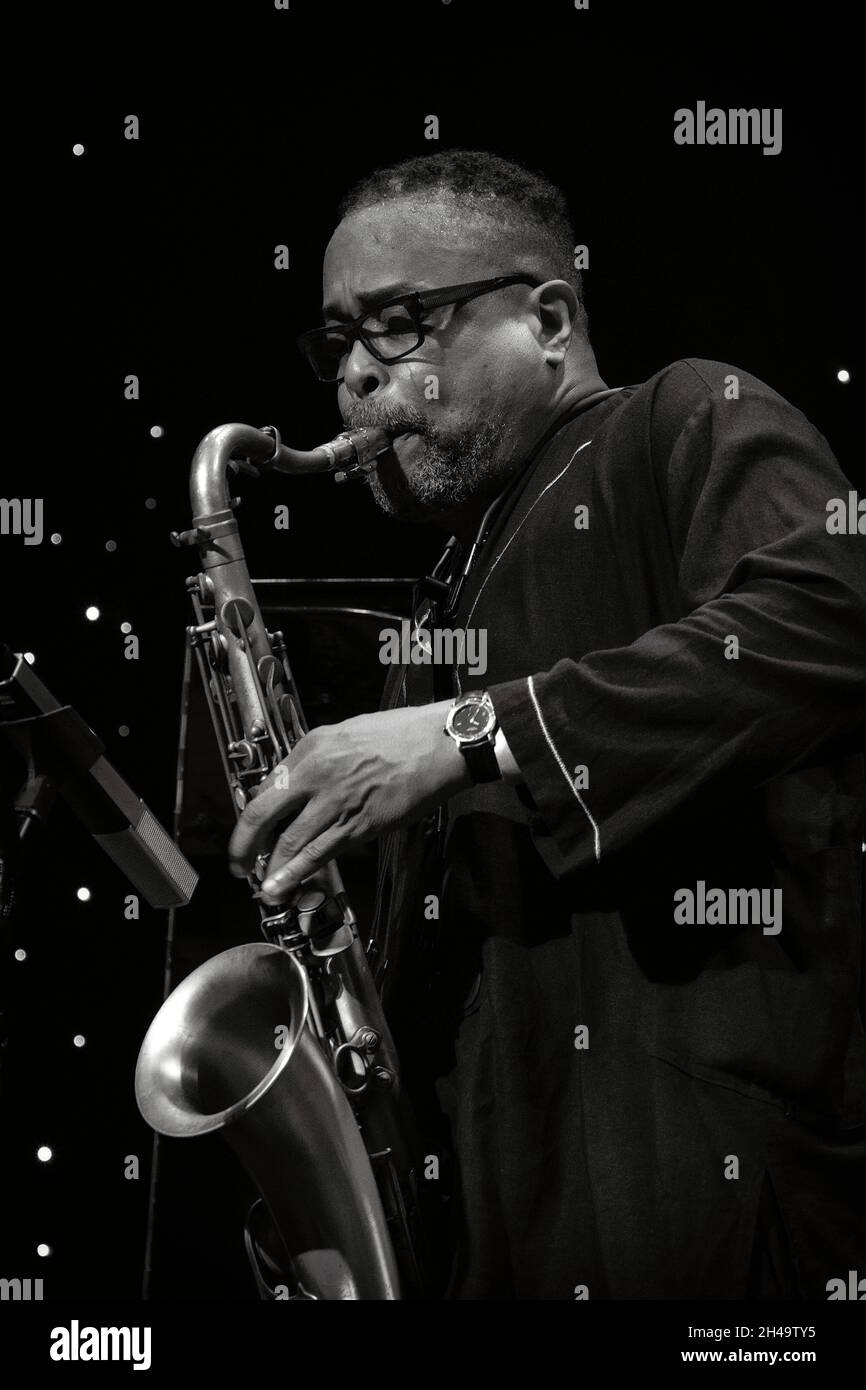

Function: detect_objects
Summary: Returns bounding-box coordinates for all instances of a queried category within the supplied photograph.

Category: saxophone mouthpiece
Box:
[331,425,395,485]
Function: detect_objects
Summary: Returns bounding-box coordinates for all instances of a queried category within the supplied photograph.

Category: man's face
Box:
[321,197,544,525]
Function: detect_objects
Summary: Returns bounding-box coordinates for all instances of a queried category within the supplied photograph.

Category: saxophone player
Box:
[228,148,866,1301]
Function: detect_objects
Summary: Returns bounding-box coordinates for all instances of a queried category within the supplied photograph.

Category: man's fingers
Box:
[261,823,347,902]
[228,766,307,876]
[260,798,338,885]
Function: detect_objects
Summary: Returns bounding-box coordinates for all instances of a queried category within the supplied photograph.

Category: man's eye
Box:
[360,309,418,345]
[370,307,414,331]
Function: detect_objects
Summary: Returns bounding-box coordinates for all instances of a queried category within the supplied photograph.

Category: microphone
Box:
[0,645,197,910]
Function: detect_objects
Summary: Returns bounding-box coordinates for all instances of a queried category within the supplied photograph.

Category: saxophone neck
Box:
[185,421,394,521]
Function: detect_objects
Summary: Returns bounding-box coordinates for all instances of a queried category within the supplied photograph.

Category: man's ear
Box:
[532,280,580,365]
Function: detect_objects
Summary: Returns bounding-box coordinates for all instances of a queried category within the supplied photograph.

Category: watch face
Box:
[451,699,496,740]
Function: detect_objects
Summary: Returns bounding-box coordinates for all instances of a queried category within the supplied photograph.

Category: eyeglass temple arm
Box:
[416,275,539,314]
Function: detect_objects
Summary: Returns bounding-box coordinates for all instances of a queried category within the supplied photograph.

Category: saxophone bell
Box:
[135,943,402,1300]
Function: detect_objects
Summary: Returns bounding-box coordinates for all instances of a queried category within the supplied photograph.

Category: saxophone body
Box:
[135,422,429,1300]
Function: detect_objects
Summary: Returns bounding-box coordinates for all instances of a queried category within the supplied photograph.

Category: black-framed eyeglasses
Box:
[297,274,541,382]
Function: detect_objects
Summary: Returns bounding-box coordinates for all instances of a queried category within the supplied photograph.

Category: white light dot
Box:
[14,948,27,962]
[144,497,157,510]
[120,621,132,634]
[85,606,100,622]
[118,724,130,737]
[76,887,91,902]
[837,369,851,384]
[149,425,164,439]
[23,652,36,665]
[72,143,85,157]
[37,1243,52,1258]
[73,1034,86,1049]
[105,540,117,552]
[51,533,62,545]
[37,1146,53,1163]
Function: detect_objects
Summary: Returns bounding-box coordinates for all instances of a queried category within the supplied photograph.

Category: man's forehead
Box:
[322,198,491,309]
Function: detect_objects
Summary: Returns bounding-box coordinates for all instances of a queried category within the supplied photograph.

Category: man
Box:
[229,149,866,1300]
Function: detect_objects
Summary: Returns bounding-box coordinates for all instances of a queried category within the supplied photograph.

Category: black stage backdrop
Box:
[0,0,863,1362]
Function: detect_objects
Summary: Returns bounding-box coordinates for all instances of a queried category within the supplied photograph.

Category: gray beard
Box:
[365,417,511,524]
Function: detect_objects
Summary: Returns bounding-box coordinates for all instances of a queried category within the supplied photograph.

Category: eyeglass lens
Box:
[311,302,422,379]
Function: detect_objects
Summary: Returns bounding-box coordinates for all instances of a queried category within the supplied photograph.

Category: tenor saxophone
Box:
[135,422,429,1300]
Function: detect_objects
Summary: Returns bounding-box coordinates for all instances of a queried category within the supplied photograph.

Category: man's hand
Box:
[228,698,471,904]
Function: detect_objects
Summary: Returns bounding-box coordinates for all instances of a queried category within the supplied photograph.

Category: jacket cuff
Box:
[489,674,601,876]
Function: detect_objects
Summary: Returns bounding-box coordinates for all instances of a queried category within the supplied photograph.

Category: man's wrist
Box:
[433,695,523,788]
[431,698,474,792]
[493,722,522,784]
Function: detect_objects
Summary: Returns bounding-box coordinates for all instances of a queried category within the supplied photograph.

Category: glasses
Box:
[297,274,541,382]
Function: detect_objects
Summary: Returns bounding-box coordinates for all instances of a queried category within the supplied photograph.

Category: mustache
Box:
[342,406,431,437]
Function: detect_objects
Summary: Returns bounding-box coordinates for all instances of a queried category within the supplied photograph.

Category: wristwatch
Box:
[444,690,501,783]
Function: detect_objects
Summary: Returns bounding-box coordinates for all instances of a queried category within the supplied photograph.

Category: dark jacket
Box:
[378,358,866,1299]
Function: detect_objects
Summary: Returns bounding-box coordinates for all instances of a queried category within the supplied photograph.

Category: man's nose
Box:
[342,337,389,396]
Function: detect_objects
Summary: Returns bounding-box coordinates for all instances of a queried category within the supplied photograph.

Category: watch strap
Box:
[462,738,501,784]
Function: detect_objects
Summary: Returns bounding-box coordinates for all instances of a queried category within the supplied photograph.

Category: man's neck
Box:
[442,377,611,545]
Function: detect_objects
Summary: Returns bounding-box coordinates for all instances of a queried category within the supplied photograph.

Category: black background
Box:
[1,0,863,1313]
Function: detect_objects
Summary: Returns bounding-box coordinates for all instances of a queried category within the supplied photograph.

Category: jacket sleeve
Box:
[489,369,866,875]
